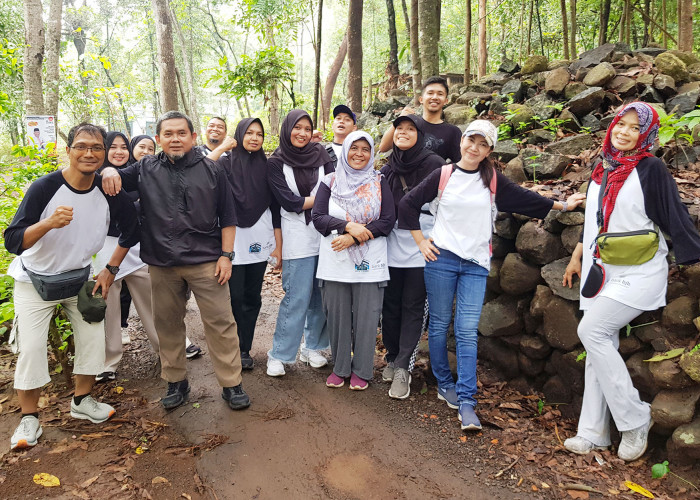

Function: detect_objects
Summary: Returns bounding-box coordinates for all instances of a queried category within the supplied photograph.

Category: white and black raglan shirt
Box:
[4,170,140,283]
[580,156,700,311]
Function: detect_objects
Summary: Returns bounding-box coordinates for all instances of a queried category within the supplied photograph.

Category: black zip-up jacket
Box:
[115,148,237,267]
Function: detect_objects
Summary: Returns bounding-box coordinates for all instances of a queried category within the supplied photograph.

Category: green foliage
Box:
[537,398,545,415]
[576,351,587,362]
[651,460,670,479]
[53,306,74,352]
[625,320,658,337]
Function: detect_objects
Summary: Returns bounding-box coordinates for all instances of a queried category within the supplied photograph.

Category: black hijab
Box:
[222,118,270,228]
[100,131,132,172]
[383,115,445,206]
[268,109,332,223]
[130,135,156,163]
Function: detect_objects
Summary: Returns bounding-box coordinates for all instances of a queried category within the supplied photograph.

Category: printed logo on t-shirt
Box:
[424,133,444,153]
[354,260,370,272]
[609,277,631,288]
[249,242,262,253]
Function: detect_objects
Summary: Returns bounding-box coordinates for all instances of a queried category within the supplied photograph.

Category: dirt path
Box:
[0,270,694,499]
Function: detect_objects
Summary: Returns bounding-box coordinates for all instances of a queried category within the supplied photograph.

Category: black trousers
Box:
[381,266,426,370]
[228,261,268,353]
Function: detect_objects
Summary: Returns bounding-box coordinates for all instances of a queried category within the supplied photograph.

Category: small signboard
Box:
[25,116,56,150]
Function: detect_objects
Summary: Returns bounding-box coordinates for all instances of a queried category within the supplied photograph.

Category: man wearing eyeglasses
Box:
[3,122,139,451]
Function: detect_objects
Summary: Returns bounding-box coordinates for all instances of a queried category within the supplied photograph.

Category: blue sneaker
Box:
[437,387,459,409]
[458,403,482,431]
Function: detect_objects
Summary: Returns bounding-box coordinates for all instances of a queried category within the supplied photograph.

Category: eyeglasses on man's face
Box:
[70,145,106,152]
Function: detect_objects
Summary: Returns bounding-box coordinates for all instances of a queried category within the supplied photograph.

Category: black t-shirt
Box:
[415,116,462,163]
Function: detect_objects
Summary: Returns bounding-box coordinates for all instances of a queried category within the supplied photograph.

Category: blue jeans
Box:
[268,255,328,363]
[424,249,488,408]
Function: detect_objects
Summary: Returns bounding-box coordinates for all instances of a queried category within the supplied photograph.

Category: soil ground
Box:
[0,270,697,499]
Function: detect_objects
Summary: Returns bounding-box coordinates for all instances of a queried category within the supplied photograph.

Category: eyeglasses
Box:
[70,145,106,152]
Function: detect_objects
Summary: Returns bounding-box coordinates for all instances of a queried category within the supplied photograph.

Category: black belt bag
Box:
[22,261,91,301]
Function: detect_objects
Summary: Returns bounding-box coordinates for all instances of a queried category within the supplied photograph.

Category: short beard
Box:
[208,137,221,145]
[166,153,185,162]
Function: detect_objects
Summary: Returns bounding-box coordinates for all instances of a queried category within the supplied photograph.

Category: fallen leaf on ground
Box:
[33,473,60,487]
[491,439,499,444]
[181,494,192,500]
[459,436,467,443]
[624,481,654,498]
[80,476,99,488]
[152,476,170,485]
[113,386,124,394]
[80,432,112,440]
[566,490,589,499]
[48,440,88,454]
[429,414,438,419]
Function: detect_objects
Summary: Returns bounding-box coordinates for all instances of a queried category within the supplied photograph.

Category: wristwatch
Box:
[560,201,569,212]
[221,251,235,260]
[105,264,120,275]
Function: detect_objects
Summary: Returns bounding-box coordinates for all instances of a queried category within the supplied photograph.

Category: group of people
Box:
[5,74,699,465]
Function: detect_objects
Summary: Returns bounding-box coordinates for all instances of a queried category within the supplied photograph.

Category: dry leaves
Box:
[33,473,60,487]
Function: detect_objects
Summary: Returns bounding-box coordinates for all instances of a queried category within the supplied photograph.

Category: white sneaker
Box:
[71,395,116,423]
[10,415,42,450]
[266,358,286,377]
[564,435,608,455]
[121,331,131,345]
[299,348,328,368]
[618,419,654,462]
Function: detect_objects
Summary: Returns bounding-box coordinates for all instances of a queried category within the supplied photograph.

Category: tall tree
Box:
[464,0,472,83]
[409,0,421,102]
[560,0,569,59]
[23,0,45,115]
[170,4,201,133]
[347,0,364,113]
[44,0,63,119]
[152,0,179,112]
[478,0,487,77]
[677,0,694,51]
[385,0,400,89]
[418,0,440,78]
[599,0,611,45]
[569,0,576,58]
[312,0,323,127]
[321,32,347,129]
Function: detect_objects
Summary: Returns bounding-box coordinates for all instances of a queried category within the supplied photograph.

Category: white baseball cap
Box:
[463,120,498,148]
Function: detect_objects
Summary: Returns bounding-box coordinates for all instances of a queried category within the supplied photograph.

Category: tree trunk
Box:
[464,0,472,83]
[23,0,45,115]
[536,0,545,56]
[148,30,161,119]
[599,0,611,45]
[170,5,201,132]
[385,0,400,89]
[347,0,364,113]
[477,0,487,77]
[321,32,348,129]
[409,0,422,103]
[312,0,323,128]
[569,0,576,58]
[44,0,63,120]
[661,0,667,47]
[527,0,534,55]
[400,0,411,40]
[677,0,694,51]
[151,0,179,113]
[642,0,650,46]
[418,0,440,78]
[560,0,569,59]
[518,0,526,63]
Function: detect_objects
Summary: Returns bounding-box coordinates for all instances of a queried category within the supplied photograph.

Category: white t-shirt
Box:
[316,197,389,282]
[580,169,668,311]
[279,164,323,260]
[387,212,434,268]
[233,208,276,265]
[93,238,146,281]
[432,169,494,271]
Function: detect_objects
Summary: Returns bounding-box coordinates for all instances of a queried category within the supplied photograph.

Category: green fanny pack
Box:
[595,229,660,266]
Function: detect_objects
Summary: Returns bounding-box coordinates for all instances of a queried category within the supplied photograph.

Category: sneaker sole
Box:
[388,375,411,400]
[266,368,286,377]
[186,352,202,359]
[619,421,654,462]
[382,374,394,382]
[70,409,116,424]
[241,362,255,371]
[566,446,608,455]
[457,413,482,431]
[11,427,43,450]
[221,395,251,411]
[162,389,190,410]
[350,384,368,391]
[299,353,327,369]
[326,380,345,388]
[437,393,459,410]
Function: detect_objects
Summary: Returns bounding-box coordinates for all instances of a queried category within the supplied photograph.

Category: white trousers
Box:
[11,281,105,390]
[103,266,193,373]
[577,296,651,446]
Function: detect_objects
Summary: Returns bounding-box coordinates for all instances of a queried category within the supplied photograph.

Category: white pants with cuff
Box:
[576,296,651,446]
[11,281,105,390]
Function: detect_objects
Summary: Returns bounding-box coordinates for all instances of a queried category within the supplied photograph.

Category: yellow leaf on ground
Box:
[624,481,654,498]
[113,386,124,394]
[135,445,145,454]
[152,476,170,485]
[459,436,467,443]
[490,439,499,444]
[33,473,60,487]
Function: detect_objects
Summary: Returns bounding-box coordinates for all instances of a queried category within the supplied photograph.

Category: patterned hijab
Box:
[323,131,382,266]
[591,101,660,232]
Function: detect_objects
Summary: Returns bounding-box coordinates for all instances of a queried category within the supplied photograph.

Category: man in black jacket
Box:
[102,111,250,411]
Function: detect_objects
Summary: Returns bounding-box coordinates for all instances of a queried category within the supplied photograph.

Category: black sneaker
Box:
[185,344,202,359]
[241,352,254,370]
[221,384,251,410]
[161,380,190,409]
[95,371,116,383]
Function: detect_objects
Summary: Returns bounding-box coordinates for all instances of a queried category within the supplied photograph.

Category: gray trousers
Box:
[320,280,385,380]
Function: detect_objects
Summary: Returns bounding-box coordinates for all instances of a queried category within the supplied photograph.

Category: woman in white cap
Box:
[399,120,585,431]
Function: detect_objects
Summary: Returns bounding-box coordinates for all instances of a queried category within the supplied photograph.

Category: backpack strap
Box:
[437,164,454,200]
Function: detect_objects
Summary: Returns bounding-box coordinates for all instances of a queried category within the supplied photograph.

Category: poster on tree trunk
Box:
[25,116,56,150]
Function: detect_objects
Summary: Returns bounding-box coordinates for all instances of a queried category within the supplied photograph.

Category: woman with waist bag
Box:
[312,131,395,390]
[563,101,700,461]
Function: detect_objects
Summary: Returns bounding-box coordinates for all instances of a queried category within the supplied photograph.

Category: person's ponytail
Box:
[478,155,496,189]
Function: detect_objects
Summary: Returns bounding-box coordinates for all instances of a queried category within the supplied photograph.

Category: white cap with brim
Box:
[462,120,498,148]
